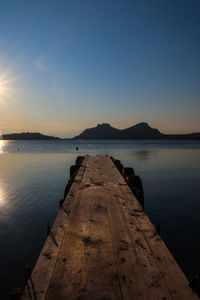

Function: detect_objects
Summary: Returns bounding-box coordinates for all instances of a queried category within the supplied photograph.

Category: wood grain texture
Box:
[21,156,198,300]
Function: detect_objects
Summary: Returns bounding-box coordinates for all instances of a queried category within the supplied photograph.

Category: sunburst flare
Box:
[0,66,22,106]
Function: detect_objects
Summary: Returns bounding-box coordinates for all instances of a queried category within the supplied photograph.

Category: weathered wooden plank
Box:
[103,156,198,300]
[21,155,198,300]
[45,156,122,300]
[21,156,88,300]
[101,158,172,299]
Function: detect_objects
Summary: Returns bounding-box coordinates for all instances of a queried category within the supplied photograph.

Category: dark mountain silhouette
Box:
[2,123,200,140]
[2,132,61,140]
[74,123,121,139]
[73,122,200,140]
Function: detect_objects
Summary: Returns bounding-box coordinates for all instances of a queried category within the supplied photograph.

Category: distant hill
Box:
[2,132,61,140]
[2,123,200,140]
[73,122,200,140]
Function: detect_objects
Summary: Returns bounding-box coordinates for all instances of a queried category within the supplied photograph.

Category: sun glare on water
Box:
[0,140,4,153]
[0,187,5,207]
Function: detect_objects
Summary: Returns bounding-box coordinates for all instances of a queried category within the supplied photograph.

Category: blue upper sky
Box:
[0,0,199,137]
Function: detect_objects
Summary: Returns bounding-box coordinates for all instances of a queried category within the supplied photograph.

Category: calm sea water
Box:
[0,140,200,298]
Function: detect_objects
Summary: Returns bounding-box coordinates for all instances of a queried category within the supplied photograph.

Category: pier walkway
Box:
[21,155,198,300]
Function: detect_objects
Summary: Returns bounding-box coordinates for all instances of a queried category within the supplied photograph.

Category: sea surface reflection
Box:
[0,140,4,153]
[0,140,200,298]
[0,187,5,207]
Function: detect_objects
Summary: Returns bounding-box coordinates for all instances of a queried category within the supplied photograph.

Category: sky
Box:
[0,0,200,138]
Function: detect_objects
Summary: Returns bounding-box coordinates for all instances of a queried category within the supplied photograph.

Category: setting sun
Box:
[0,71,16,102]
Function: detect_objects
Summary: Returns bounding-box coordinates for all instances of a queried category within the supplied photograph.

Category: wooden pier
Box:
[21,155,198,300]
